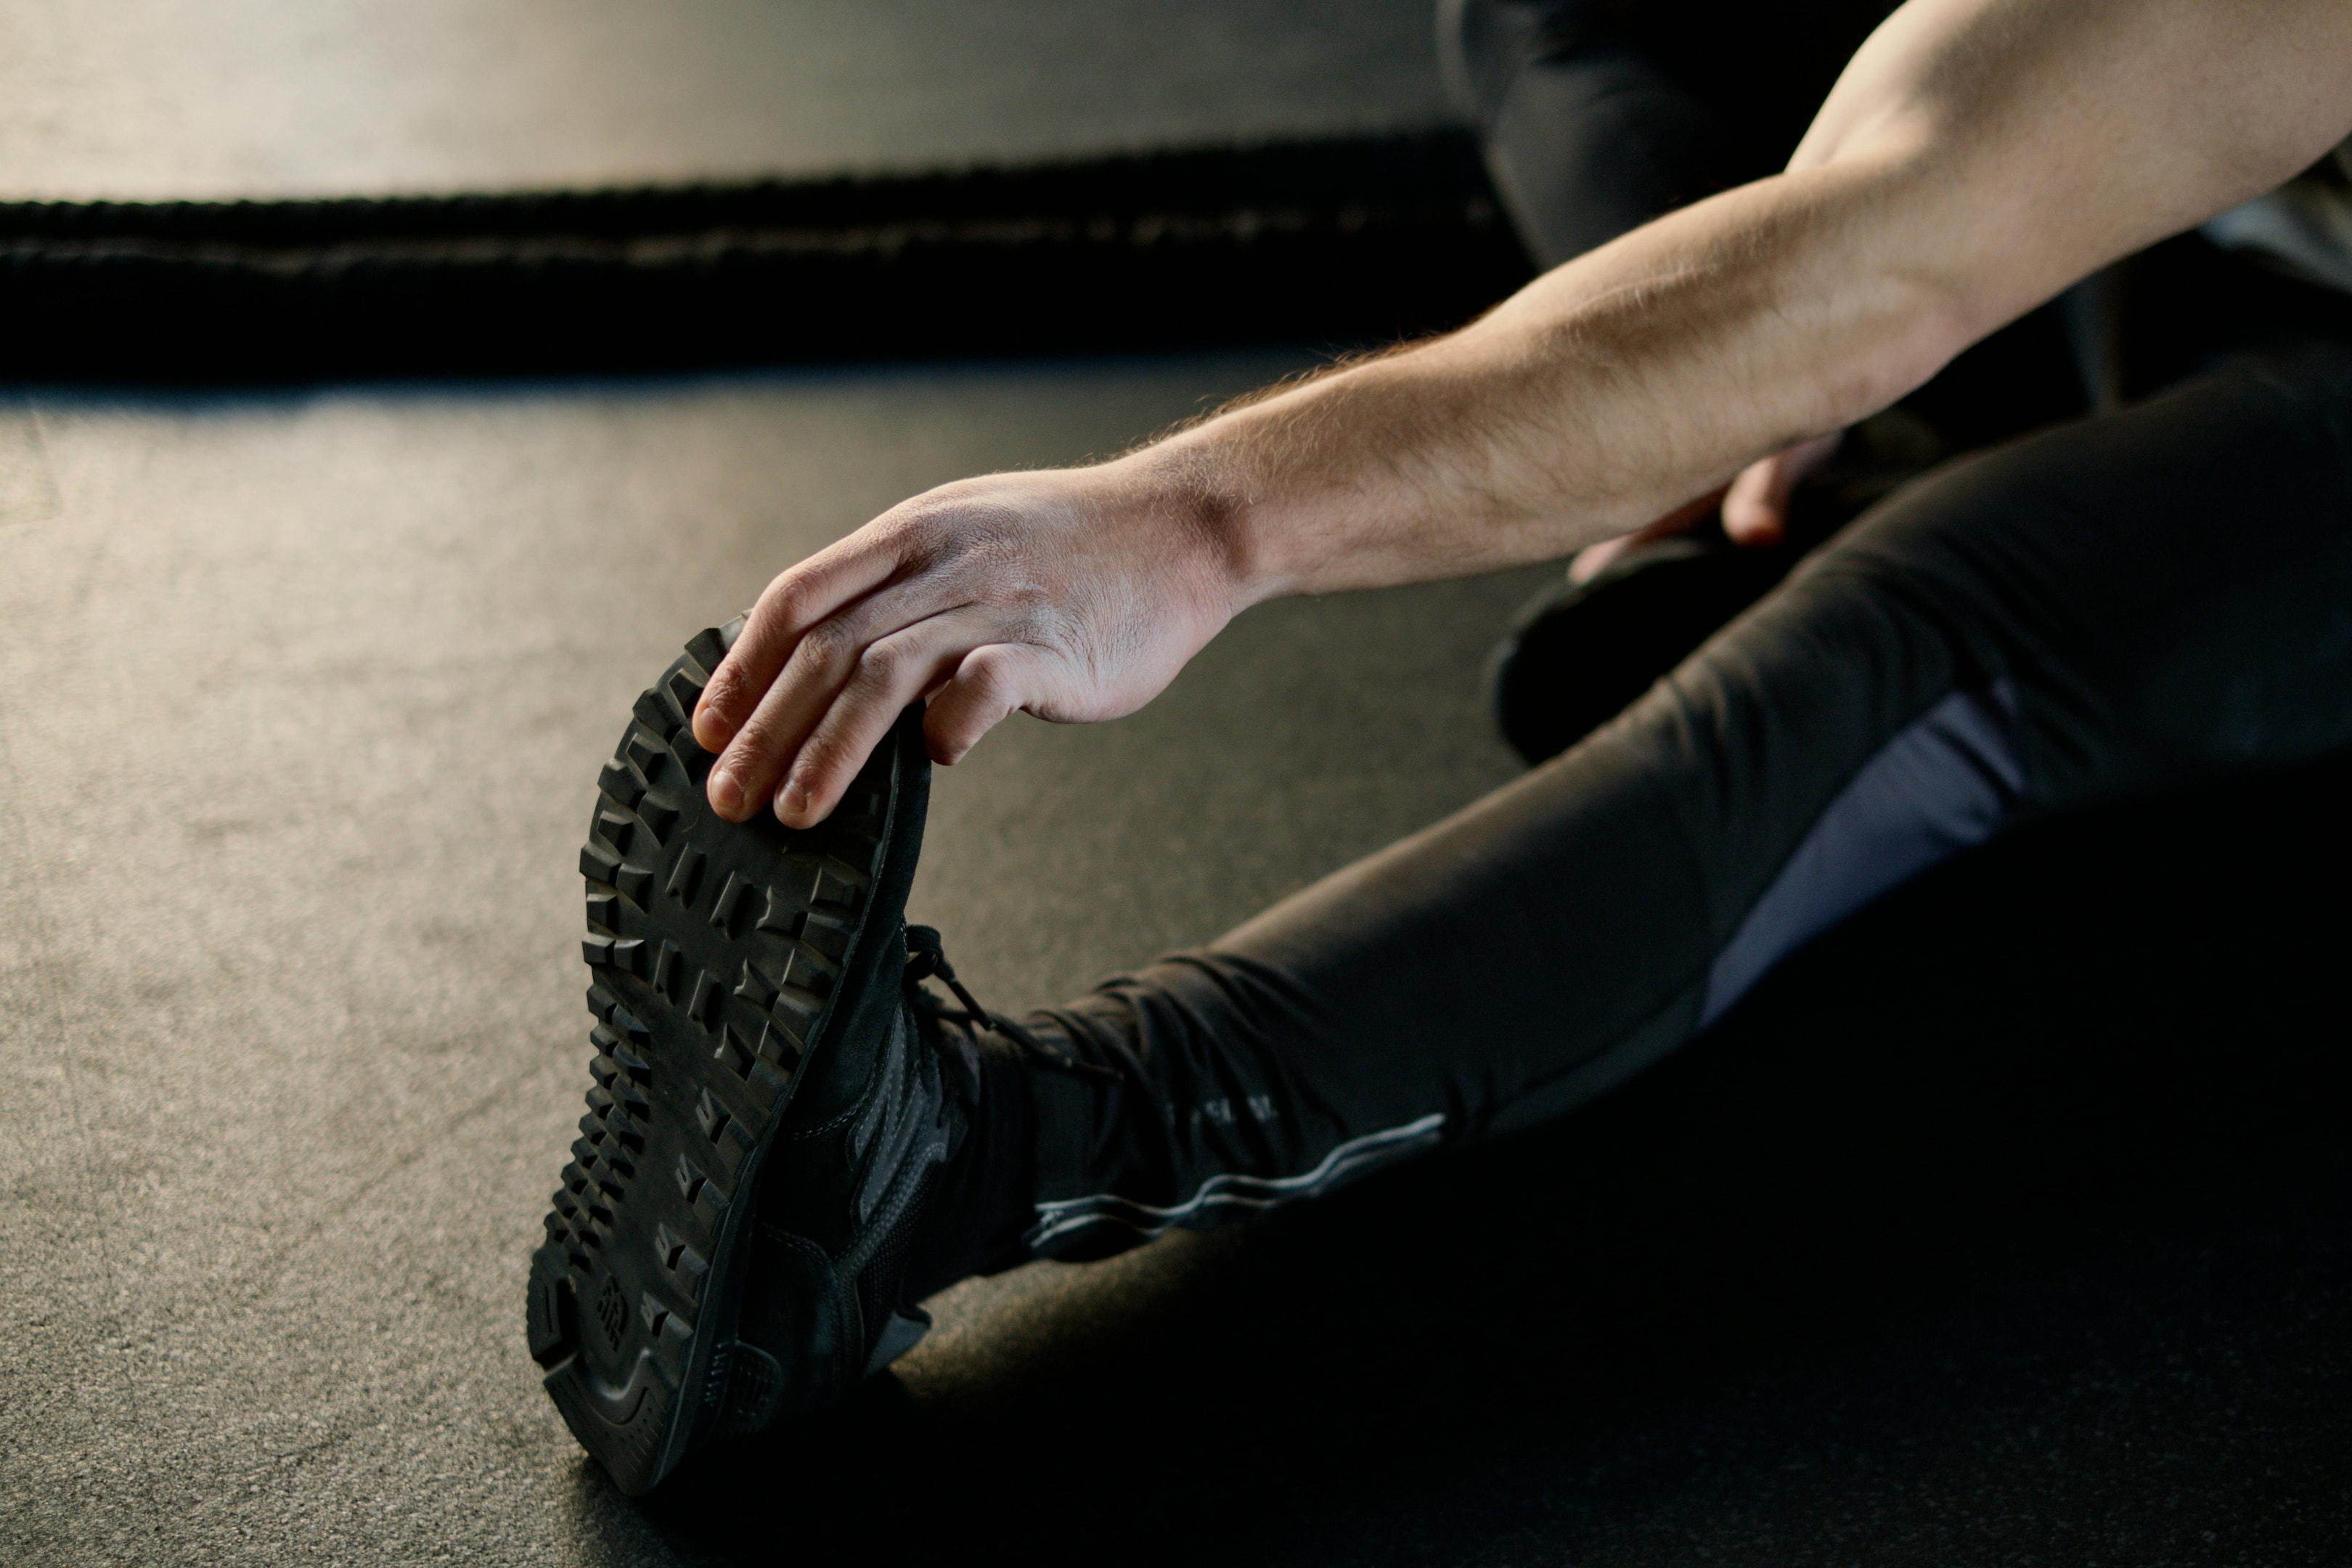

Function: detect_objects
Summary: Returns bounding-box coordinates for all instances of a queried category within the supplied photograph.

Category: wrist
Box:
[1113,432,1289,616]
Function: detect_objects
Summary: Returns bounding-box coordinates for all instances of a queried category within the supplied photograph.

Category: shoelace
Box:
[902,924,1123,1084]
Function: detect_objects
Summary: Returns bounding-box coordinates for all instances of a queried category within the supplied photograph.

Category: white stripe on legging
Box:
[1024,1111,1448,1249]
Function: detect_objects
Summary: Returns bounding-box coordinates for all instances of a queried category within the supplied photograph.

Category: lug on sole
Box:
[526,621,900,1495]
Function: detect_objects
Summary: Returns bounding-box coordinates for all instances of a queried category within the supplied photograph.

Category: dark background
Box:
[3,4,2348,1564]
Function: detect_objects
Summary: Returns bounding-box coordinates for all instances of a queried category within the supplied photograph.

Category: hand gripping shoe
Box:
[526,618,947,1495]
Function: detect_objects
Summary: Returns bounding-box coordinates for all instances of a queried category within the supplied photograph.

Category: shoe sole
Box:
[525,621,923,1495]
[1485,539,1789,767]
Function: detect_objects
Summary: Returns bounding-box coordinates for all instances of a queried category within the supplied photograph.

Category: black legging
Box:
[968,4,2352,1265]
[1440,0,1900,269]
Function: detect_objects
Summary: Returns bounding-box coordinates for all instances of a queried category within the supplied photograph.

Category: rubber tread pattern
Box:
[527,618,902,1495]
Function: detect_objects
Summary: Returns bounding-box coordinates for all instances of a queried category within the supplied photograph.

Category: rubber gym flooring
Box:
[5,7,2352,1565]
[0,0,1449,200]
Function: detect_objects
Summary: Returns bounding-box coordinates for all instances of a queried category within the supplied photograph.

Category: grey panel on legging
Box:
[1699,680,2022,1027]
[1015,348,2352,1262]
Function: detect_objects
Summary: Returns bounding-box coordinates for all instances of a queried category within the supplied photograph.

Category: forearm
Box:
[1138,155,1967,604]
[1127,0,2352,608]
[692,0,2352,827]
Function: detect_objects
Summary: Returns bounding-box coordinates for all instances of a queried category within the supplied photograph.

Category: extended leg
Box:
[940,347,2352,1271]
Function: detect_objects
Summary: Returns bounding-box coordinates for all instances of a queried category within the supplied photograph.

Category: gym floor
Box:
[4,7,2350,1564]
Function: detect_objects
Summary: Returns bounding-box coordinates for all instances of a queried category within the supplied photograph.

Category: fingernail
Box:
[708,766,743,817]
[778,777,811,824]
[692,707,730,752]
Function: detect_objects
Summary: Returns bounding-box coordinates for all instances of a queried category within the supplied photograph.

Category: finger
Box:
[1719,459,1789,547]
[1567,536,1637,584]
[1723,430,1842,547]
[693,528,905,754]
[705,571,974,820]
[922,643,1051,764]
[772,612,1007,827]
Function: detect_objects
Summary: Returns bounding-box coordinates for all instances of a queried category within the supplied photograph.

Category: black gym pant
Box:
[986,4,2352,1262]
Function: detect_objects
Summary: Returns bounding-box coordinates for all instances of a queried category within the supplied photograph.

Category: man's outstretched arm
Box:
[693,0,2352,828]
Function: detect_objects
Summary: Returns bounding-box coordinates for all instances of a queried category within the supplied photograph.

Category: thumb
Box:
[921,642,1048,765]
[1722,430,1843,547]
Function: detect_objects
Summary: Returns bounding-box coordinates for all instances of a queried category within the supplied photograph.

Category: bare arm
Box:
[697,0,2352,826]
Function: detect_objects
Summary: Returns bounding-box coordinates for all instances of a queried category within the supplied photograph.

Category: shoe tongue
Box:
[790,919,913,1127]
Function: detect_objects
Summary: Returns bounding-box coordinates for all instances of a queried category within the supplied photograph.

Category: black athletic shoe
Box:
[1485,524,1789,767]
[1486,411,1948,766]
[526,619,942,1495]
[718,924,1116,1440]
